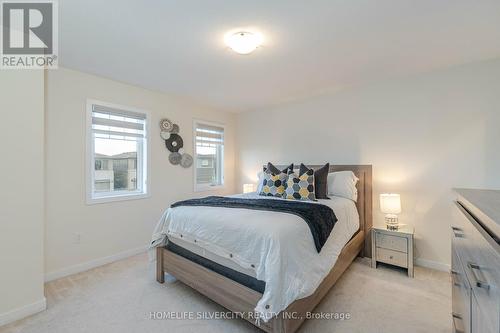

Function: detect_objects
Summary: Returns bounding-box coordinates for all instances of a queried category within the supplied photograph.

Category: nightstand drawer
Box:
[376,247,408,267]
[375,233,407,252]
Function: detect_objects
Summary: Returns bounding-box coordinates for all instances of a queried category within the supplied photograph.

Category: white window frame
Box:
[86,99,151,204]
[193,119,225,192]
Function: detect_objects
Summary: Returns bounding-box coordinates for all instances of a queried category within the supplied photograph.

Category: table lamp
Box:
[243,184,255,194]
[380,193,401,230]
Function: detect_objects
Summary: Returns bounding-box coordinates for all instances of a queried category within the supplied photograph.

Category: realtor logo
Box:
[1,0,58,69]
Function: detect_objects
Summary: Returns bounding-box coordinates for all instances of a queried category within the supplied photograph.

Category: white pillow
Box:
[327,171,359,201]
[256,171,265,193]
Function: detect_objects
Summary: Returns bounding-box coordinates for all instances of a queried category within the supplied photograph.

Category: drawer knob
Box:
[389,256,393,259]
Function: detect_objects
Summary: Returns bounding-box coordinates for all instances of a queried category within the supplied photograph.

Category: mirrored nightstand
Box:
[371,225,414,277]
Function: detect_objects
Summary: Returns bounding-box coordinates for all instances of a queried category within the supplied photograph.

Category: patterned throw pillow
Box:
[299,163,329,199]
[263,162,293,175]
[260,171,288,197]
[284,168,316,201]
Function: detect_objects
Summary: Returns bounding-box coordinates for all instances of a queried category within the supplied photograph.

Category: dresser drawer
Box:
[376,233,407,252]
[451,202,474,264]
[376,247,408,268]
[452,247,471,333]
[455,201,500,333]
[473,294,497,333]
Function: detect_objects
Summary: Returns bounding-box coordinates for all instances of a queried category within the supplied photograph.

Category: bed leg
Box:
[156,247,165,283]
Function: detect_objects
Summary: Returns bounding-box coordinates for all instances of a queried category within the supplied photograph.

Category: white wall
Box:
[237,58,500,268]
[45,68,237,278]
[0,70,46,324]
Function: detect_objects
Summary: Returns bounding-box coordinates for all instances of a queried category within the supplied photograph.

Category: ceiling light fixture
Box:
[224,31,263,55]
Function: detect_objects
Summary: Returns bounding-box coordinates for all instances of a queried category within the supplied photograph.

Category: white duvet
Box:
[150,193,359,322]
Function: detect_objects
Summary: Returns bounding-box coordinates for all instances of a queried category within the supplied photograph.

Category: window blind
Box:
[92,104,146,140]
[195,123,224,146]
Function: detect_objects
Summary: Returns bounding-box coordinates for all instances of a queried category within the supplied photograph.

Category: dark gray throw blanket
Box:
[171,196,338,252]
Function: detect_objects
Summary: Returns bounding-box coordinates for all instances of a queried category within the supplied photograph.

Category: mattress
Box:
[166,194,359,282]
[166,240,266,293]
[169,236,257,277]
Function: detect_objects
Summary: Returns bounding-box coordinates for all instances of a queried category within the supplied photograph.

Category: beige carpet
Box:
[1,254,451,333]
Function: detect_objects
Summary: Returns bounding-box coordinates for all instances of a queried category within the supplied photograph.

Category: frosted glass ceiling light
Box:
[225,31,263,55]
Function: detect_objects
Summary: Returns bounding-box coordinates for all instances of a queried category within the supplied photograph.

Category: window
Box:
[86,100,149,203]
[194,121,224,191]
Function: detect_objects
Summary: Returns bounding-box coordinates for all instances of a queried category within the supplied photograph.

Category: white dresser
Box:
[452,189,500,333]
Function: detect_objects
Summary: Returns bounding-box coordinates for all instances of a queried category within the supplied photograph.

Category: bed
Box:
[153,164,372,333]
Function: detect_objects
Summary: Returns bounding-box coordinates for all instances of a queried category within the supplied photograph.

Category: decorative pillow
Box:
[259,171,288,197]
[327,171,359,201]
[299,163,329,199]
[263,162,293,175]
[284,168,316,201]
[256,171,265,193]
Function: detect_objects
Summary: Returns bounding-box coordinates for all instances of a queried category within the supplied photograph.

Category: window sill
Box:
[86,192,150,205]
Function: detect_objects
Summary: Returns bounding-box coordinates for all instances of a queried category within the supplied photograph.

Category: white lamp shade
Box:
[380,193,401,214]
[243,184,255,194]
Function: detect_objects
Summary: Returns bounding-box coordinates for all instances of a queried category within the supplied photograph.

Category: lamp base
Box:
[385,214,399,230]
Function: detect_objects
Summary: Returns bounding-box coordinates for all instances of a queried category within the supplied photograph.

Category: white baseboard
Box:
[0,298,46,327]
[415,258,450,272]
[45,246,148,282]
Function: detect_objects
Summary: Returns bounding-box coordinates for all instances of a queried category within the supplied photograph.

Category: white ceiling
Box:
[60,0,500,112]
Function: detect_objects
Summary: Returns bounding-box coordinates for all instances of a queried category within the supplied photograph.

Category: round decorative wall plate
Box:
[170,124,180,134]
[160,131,171,140]
[159,118,173,132]
[180,153,193,168]
[165,134,184,152]
[160,118,192,168]
[168,152,182,165]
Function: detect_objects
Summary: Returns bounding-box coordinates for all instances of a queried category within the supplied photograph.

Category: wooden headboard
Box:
[269,164,373,257]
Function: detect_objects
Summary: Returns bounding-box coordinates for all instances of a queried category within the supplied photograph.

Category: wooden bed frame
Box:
[156,164,372,333]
